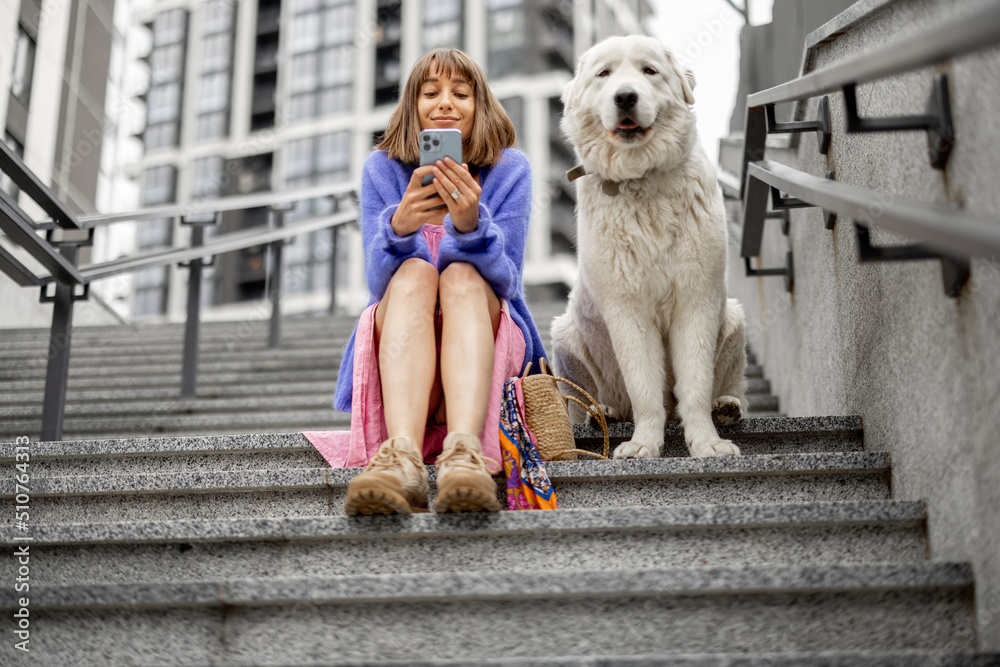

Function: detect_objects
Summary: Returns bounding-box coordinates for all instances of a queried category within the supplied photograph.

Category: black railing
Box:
[0,140,358,441]
[736,0,1000,296]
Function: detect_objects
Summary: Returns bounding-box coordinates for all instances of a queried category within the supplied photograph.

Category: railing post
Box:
[740,105,768,198]
[268,203,294,349]
[40,242,87,442]
[180,213,217,399]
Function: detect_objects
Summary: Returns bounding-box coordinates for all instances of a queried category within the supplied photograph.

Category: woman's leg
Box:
[345,258,440,516]
[374,258,441,452]
[437,262,502,436]
[433,262,504,513]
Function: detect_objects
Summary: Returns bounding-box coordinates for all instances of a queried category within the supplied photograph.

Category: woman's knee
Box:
[388,258,439,301]
[439,262,489,302]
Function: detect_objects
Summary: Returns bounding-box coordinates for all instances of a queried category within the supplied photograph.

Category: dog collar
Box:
[566,164,623,197]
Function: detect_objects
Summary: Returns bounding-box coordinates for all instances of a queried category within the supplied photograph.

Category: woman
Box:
[333,49,545,515]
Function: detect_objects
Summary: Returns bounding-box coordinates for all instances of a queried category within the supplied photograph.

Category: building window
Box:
[487,0,526,78]
[488,0,573,77]
[191,155,225,199]
[285,130,350,193]
[423,0,463,51]
[251,0,280,130]
[287,0,354,122]
[142,165,177,205]
[283,130,351,294]
[136,165,178,316]
[144,9,188,151]
[374,0,402,106]
[10,26,36,106]
[196,1,234,140]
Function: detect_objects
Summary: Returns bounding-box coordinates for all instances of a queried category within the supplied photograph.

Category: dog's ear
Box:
[681,68,696,105]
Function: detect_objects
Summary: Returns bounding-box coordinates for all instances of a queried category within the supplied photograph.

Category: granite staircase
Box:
[0,303,777,442]
[0,308,995,664]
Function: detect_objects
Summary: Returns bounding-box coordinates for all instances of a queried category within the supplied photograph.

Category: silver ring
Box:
[450,189,461,200]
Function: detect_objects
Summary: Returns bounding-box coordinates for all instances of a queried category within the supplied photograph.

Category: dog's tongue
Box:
[618,119,638,130]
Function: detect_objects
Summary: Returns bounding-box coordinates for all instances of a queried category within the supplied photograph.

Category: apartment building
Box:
[0,0,134,326]
[126,0,653,321]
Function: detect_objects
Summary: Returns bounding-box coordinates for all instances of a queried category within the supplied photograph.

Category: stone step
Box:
[53,412,786,441]
[0,394,340,419]
[0,392,781,421]
[0,315,359,340]
[0,354,343,381]
[0,501,926,586]
[0,416,864,472]
[134,653,995,666]
[0,363,764,389]
[0,563,976,661]
[0,368,339,392]
[0,345,348,368]
[0,381,337,406]
[0,377,774,407]
[0,452,889,523]
[572,415,863,456]
[0,408,350,440]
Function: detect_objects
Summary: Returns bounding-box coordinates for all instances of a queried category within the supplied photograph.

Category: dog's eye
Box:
[643,67,658,75]
[597,69,610,77]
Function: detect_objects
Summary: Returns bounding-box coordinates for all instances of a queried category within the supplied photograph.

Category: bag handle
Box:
[521,358,610,459]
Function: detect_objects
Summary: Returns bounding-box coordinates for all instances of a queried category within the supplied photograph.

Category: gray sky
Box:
[649,0,774,161]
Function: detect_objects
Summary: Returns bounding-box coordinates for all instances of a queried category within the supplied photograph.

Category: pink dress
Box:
[304,224,526,473]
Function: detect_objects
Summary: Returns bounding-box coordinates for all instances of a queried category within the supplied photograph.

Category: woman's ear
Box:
[681,68,696,105]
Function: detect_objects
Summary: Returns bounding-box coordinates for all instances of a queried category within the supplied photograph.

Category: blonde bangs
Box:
[375,49,516,167]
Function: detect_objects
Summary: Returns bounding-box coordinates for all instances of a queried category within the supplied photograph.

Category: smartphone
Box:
[419,128,463,187]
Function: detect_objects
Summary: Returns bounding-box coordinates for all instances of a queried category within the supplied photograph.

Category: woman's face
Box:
[418,66,475,141]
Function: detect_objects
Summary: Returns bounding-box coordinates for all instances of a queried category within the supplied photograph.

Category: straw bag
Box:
[520,358,609,461]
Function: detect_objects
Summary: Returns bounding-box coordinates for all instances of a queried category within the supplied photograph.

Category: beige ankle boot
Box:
[344,436,429,515]
[433,432,502,513]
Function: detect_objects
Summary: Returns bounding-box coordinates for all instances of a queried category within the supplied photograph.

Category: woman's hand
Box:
[430,157,482,233]
[391,165,447,236]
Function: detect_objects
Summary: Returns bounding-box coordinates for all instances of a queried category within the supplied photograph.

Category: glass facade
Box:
[135,165,177,316]
[374,0,402,106]
[423,0,462,51]
[284,130,350,294]
[287,0,354,121]
[196,1,235,140]
[145,9,188,150]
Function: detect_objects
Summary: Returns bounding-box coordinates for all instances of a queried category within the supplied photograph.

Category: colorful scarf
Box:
[499,377,558,510]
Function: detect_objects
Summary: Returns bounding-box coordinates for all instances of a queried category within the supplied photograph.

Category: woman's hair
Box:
[375,49,516,167]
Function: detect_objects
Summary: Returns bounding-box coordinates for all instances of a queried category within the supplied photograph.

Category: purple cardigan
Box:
[333,147,546,412]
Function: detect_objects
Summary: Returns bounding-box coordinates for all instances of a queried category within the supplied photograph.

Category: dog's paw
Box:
[613,440,661,459]
[587,403,624,426]
[711,396,744,425]
[689,438,741,457]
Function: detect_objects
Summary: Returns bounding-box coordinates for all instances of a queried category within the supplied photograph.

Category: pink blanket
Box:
[304,224,526,473]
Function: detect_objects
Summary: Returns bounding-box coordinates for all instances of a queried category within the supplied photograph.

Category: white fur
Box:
[552,36,749,459]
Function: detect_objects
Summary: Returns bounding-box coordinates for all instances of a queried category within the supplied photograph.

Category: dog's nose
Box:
[614,89,638,110]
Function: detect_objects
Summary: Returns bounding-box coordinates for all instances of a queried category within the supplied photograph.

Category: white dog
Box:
[551,35,748,459]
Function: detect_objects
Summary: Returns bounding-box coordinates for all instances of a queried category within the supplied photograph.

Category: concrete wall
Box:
[723,0,1000,651]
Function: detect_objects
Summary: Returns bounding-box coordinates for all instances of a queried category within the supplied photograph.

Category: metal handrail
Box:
[746,1,1000,108]
[69,181,357,229]
[0,138,82,230]
[1,142,360,439]
[0,188,88,285]
[742,160,1000,260]
[741,1,1000,194]
[77,209,356,282]
[736,0,1000,299]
